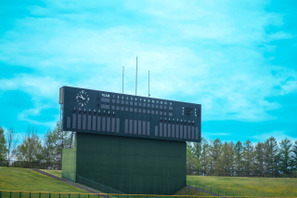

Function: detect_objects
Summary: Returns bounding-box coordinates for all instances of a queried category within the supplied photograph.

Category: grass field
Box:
[40,169,62,178]
[174,187,210,196]
[188,175,297,197]
[3,167,297,197]
[0,167,86,193]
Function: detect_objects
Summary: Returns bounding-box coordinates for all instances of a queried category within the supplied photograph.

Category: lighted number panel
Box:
[60,86,201,142]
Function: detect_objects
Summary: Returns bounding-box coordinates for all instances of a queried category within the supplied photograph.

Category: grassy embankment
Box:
[40,169,210,196]
[0,167,85,193]
[40,169,62,178]
[188,175,297,197]
[0,167,209,197]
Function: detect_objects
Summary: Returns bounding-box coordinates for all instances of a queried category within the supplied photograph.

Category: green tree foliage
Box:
[5,128,16,161]
[0,127,8,161]
[43,129,59,163]
[220,141,234,176]
[210,138,222,175]
[234,141,243,175]
[292,141,297,175]
[255,142,265,176]
[43,121,72,164]
[186,143,199,173]
[13,132,43,162]
[279,138,292,176]
[186,136,297,177]
[242,140,255,176]
[264,137,279,176]
[192,141,202,159]
[199,138,211,175]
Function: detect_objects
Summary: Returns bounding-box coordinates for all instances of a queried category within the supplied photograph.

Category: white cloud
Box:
[0,0,296,126]
[17,105,59,128]
[0,75,61,100]
[252,131,297,143]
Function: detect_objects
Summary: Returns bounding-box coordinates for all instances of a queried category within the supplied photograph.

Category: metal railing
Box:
[0,190,290,198]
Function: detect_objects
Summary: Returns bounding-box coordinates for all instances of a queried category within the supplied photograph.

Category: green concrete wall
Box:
[75,133,186,194]
[62,147,77,182]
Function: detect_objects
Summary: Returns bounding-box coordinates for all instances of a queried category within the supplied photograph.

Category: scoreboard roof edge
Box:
[60,86,202,143]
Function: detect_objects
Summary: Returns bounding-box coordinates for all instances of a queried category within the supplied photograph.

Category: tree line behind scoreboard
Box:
[1,122,297,177]
[187,137,297,177]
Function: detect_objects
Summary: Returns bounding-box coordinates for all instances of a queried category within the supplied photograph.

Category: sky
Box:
[0,0,297,143]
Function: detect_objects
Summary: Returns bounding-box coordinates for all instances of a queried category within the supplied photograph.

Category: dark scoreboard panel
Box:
[60,86,201,142]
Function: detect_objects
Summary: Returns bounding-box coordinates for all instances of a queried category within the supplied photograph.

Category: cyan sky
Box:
[0,0,296,143]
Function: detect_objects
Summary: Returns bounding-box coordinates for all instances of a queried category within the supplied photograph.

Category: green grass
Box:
[174,186,211,196]
[39,169,62,178]
[3,167,297,197]
[187,175,297,197]
[0,167,86,193]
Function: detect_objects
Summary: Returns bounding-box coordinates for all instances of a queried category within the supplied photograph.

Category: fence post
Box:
[59,193,60,198]
[19,192,21,198]
[49,192,51,198]
[0,191,2,198]
[29,192,31,198]
[68,194,70,198]
[39,193,41,198]
[10,192,12,198]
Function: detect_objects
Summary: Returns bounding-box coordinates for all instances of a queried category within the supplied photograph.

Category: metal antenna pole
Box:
[148,70,151,97]
[135,56,138,96]
[122,66,124,94]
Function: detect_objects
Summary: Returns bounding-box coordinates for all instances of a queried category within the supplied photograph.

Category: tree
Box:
[264,137,279,176]
[43,121,72,164]
[0,127,7,161]
[13,132,43,162]
[242,140,255,176]
[199,138,211,175]
[254,142,265,176]
[220,142,234,176]
[234,141,243,176]
[292,141,297,176]
[43,129,59,164]
[279,138,292,176]
[210,138,222,175]
[192,141,202,159]
[5,128,16,161]
[186,143,199,173]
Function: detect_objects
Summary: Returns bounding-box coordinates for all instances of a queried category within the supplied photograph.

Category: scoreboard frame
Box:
[60,86,201,142]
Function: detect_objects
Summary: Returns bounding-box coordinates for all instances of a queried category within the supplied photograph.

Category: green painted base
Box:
[62,133,186,194]
[62,147,76,182]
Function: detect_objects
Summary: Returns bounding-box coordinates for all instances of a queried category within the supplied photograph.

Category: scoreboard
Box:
[60,86,201,142]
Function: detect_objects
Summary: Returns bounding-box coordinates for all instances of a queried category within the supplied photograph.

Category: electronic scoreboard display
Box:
[60,86,201,142]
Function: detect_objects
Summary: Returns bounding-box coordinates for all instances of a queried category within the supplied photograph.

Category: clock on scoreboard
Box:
[59,86,201,142]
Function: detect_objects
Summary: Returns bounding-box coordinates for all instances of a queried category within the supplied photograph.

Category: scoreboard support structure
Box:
[60,86,201,194]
